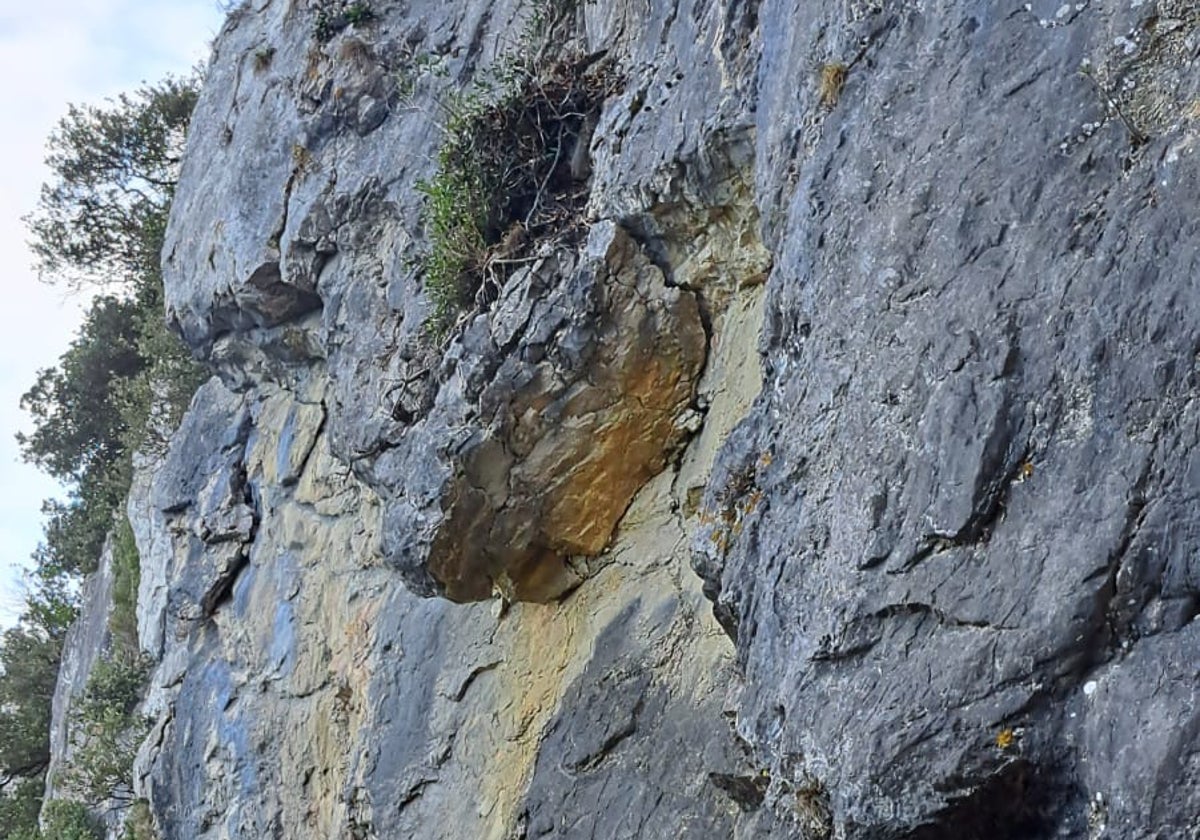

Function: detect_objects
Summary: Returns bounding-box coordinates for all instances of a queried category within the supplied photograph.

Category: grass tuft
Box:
[818,62,847,108]
[417,47,617,338]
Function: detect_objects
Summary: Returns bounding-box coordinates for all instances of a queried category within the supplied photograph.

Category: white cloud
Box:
[0,0,225,627]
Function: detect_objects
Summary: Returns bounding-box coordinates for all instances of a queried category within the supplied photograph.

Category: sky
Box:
[0,0,227,627]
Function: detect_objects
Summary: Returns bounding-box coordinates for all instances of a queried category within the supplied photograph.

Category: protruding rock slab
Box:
[425,221,707,602]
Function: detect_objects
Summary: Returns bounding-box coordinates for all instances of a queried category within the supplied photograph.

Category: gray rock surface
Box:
[106,0,1200,837]
[44,540,116,806]
[697,1,1200,836]
[130,375,761,838]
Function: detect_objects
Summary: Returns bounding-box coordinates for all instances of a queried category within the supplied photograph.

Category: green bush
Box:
[416,20,615,337]
[119,800,156,840]
[313,1,374,42]
[344,2,373,25]
[76,655,149,722]
[62,655,151,804]
[39,800,103,840]
[416,119,490,332]
[0,777,44,839]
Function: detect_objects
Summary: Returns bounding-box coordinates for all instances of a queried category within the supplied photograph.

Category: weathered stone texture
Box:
[106,0,1200,837]
[696,1,1200,836]
[44,541,116,806]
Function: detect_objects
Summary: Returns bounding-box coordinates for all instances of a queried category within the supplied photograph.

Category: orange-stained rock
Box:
[428,222,706,602]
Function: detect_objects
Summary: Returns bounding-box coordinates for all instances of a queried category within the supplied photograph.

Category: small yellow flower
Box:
[995,728,1016,750]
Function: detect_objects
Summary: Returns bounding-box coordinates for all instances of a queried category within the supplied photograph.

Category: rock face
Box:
[110,0,1200,837]
[696,2,1200,837]
[44,541,116,806]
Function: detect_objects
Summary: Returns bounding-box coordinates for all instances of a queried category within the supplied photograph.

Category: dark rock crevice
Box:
[904,761,1084,840]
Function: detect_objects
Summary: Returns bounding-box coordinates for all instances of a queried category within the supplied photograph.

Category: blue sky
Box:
[0,0,227,626]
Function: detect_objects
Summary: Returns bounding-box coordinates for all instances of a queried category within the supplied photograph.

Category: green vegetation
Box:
[416,1,616,336]
[0,778,43,837]
[313,1,374,42]
[1,73,203,839]
[120,799,156,840]
[19,74,203,601]
[8,800,104,840]
[61,654,152,804]
[253,46,275,72]
[0,624,61,780]
[25,76,198,290]
[416,114,490,329]
[344,2,374,25]
[110,518,141,652]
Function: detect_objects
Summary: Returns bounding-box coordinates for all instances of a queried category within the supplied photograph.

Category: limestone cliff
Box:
[66,0,1200,837]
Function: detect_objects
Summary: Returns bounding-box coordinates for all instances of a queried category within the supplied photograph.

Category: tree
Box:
[61,655,150,805]
[0,777,43,839]
[34,496,115,583]
[24,75,199,290]
[0,626,62,785]
[2,71,204,827]
[21,576,78,644]
[18,297,144,484]
[7,799,107,840]
[17,296,146,584]
[17,72,203,611]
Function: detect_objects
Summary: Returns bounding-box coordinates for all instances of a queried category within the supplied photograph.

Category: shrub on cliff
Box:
[5,799,104,840]
[59,654,152,805]
[0,777,43,839]
[118,799,155,840]
[416,1,617,337]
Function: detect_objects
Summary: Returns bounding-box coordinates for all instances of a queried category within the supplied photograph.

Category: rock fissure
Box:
[565,694,644,775]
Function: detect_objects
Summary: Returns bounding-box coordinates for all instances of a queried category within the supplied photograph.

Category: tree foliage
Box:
[0,626,61,784]
[119,799,156,840]
[0,777,43,838]
[17,71,204,605]
[25,76,198,289]
[0,621,66,840]
[0,71,204,832]
[18,296,145,485]
[6,799,106,840]
[61,654,151,804]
